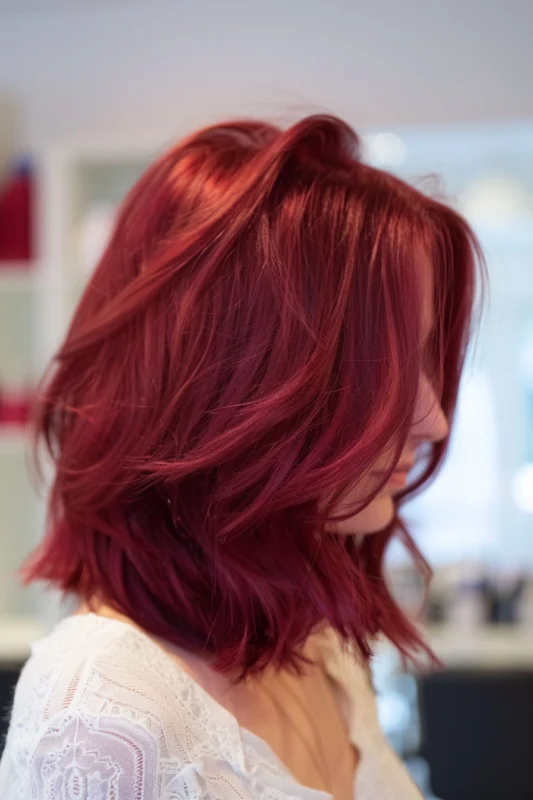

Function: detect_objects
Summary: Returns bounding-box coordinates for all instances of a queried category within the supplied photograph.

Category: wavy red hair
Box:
[24,115,482,674]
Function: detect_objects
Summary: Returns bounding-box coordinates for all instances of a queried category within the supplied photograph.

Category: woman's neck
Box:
[76,599,318,704]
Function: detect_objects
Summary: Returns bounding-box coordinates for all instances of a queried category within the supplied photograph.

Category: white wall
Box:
[1,0,533,149]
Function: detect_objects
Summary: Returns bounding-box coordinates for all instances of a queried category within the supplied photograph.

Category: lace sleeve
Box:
[19,709,256,800]
[0,616,285,799]
[24,710,161,798]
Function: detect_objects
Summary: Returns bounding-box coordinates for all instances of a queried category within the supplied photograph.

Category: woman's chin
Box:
[328,494,395,537]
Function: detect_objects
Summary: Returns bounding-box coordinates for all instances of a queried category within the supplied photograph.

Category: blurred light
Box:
[376,691,411,733]
[460,174,533,228]
[512,463,533,513]
[519,329,533,390]
[364,133,406,166]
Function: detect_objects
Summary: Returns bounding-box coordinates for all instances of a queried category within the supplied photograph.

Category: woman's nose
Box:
[410,374,449,444]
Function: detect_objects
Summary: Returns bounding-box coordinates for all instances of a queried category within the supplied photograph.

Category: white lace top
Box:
[0,613,422,799]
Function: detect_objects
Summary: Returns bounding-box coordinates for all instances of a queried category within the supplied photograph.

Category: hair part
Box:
[23,115,483,675]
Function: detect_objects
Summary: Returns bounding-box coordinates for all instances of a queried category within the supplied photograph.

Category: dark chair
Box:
[418,669,533,800]
[0,663,22,754]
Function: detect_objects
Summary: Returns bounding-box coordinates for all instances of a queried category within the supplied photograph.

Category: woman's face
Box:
[329,374,449,535]
[328,271,449,536]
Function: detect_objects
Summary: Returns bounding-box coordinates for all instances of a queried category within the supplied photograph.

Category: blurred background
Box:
[1,1,533,798]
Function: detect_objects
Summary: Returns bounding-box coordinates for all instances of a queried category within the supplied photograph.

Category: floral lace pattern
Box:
[0,614,421,799]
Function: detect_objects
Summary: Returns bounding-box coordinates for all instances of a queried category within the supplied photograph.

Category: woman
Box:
[0,115,481,799]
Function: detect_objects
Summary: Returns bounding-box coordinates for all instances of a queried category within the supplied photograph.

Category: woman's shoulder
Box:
[0,614,253,799]
[12,612,231,741]
[8,614,190,748]
[0,614,260,800]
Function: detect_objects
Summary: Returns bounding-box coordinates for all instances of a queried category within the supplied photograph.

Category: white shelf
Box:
[378,624,533,671]
[425,624,533,670]
[0,426,29,456]
[0,264,36,292]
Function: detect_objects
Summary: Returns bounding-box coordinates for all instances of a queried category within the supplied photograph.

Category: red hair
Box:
[24,115,482,674]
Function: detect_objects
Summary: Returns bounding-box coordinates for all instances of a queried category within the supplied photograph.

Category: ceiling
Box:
[1,0,532,147]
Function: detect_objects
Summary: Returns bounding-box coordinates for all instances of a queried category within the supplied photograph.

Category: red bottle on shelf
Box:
[0,383,32,426]
[0,157,34,263]
[0,370,34,427]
